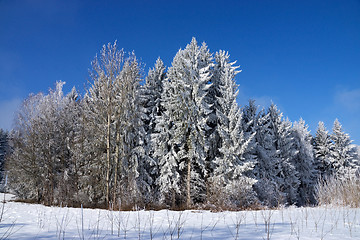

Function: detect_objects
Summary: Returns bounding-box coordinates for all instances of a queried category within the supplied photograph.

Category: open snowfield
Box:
[1,195,360,239]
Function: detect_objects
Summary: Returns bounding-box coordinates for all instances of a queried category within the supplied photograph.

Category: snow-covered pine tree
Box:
[210,50,256,208]
[0,129,8,192]
[241,100,258,174]
[291,118,317,205]
[141,58,166,149]
[153,77,181,206]
[313,121,333,179]
[330,119,359,179]
[252,108,283,206]
[163,38,213,207]
[138,58,166,203]
[119,56,151,207]
[253,104,300,206]
[148,60,166,126]
[268,104,299,205]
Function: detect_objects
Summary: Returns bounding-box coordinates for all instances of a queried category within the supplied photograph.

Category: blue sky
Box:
[1,0,359,144]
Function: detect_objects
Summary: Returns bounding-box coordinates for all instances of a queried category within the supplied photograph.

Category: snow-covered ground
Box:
[1,194,359,239]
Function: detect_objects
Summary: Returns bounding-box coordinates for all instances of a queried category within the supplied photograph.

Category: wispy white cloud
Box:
[0,98,22,130]
[334,88,360,112]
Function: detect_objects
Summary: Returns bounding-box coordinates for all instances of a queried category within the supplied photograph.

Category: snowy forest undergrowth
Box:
[0,38,359,212]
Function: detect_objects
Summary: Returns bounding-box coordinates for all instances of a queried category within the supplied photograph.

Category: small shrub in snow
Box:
[316,175,360,207]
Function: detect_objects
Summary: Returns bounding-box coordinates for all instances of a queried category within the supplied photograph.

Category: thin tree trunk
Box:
[106,110,111,207]
[113,130,120,207]
[48,137,54,205]
[186,158,191,208]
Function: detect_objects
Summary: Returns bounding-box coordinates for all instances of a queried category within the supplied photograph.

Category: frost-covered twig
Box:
[261,209,274,240]
[120,211,130,239]
[107,202,114,235]
[148,210,162,240]
[227,211,245,240]
[55,206,71,240]
[0,219,17,240]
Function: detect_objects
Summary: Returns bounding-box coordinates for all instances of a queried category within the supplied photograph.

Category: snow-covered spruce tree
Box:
[209,50,256,208]
[330,119,359,179]
[315,120,359,207]
[240,100,260,191]
[152,77,181,207]
[0,129,8,192]
[268,104,299,205]
[313,121,333,179]
[138,58,166,204]
[159,38,213,208]
[253,104,299,206]
[291,119,317,205]
[253,109,285,206]
[141,58,166,137]
[241,99,258,164]
[120,56,151,207]
[152,105,176,207]
[253,108,284,206]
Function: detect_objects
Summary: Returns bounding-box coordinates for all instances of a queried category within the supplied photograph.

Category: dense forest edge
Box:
[0,38,359,211]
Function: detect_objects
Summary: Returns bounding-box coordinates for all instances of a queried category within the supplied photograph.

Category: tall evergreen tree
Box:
[330,119,359,179]
[253,104,299,206]
[313,121,333,179]
[268,104,299,205]
[139,58,166,202]
[241,99,258,163]
[253,109,282,206]
[142,58,166,145]
[0,129,8,191]
[153,77,182,206]
[210,50,256,207]
[122,57,151,206]
[291,119,317,205]
[161,38,213,207]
